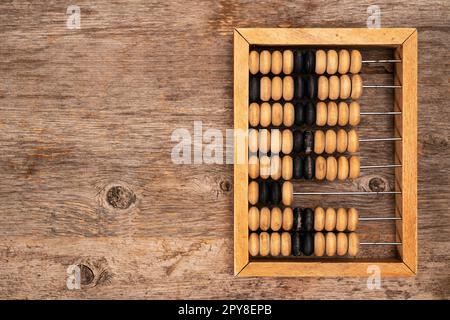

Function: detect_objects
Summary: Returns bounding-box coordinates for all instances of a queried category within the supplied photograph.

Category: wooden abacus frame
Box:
[233,28,417,277]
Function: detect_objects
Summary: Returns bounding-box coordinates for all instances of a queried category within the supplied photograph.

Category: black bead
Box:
[293,207,302,231]
[304,102,316,125]
[304,50,316,74]
[301,208,314,232]
[271,181,281,205]
[305,75,318,99]
[259,180,270,205]
[304,130,314,154]
[293,130,304,153]
[294,102,305,125]
[293,156,304,179]
[294,76,304,99]
[292,232,301,256]
[304,155,314,180]
[300,232,314,256]
[249,77,260,103]
[293,50,303,73]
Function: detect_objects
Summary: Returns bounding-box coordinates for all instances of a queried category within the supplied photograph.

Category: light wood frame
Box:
[234,28,417,277]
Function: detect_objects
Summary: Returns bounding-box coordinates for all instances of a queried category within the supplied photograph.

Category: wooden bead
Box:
[271,102,283,126]
[303,155,314,180]
[326,50,339,75]
[259,129,271,154]
[325,232,337,257]
[259,232,270,256]
[259,180,270,205]
[259,155,270,179]
[349,101,361,126]
[317,76,329,101]
[271,207,282,232]
[293,130,303,153]
[248,155,259,179]
[305,75,317,99]
[271,50,282,75]
[270,154,281,180]
[336,208,347,232]
[249,51,259,75]
[270,232,281,256]
[293,50,303,73]
[260,76,271,101]
[248,207,259,231]
[325,130,337,154]
[293,155,304,179]
[338,49,350,74]
[314,130,325,156]
[302,208,314,232]
[282,207,293,231]
[349,155,360,179]
[304,102,315,125]
[328,75,340,100]
[347,207,359,231]
[282,181,293,206]
[351,74,363,100]
[249,77,259,102]
[316,102,327,126]
[248,233,259,256]
[314,232,326,257]
[326,156,337,181]
[248,129,258,153]
[315,156,327,180]
[283,76,294,101]
[259,50,271,74]
[350,50,362,74]
[337,156,349,181]
[301,232,314,256]
[281,155,293,180]
[327,101,338,126]
[314,207,325,231]
[295,102,305,125]
[294,76,304,100]
[304,130,314,154]
[259,102,271,127]
[348,232,359,256]
[292,207,301,231]
[336,232,348,256]
[281,232,292,256]
[249,102,260,127]
[315,49,327,74]
[248,181,258,205]
[347,129,359,153]
[271,129,282,154]
[270,181,281,205]
[339,74,351,99]
[259,207,270,231]
[338,101,349,126]
[325,207,336,231]
[304,50,315,73]
[283,103,295,127]
[292,232,301,256]
[271,76,283,101]
[283,50,294,75]
[281,129,293,154]
[336,128,348,153]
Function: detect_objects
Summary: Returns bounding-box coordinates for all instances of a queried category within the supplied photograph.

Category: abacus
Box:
[234,29,417,277]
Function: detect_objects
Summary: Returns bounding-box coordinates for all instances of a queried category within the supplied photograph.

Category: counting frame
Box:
[233,28,417,277]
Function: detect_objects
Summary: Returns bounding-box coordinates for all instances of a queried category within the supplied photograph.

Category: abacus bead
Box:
[294,102,305,125]
[292,232,301,256]
[259,155,270,179]
[315,156,327,180]
[282,155,293,180]
[282,207,294,231]
[281,232,292,256]
[349,101,361,126]
[248,129,258,153]
[336,232,348,256]
[248,233,259,256]
[293,130,304,153]
[327,101,338,126]
[271,76,283,101]
[249,77,259,102]
[271,207,283,231]
[249,51,259,75]
[282,181,293,206]
[259,232,270,256]
[293,50,303,73]
[272,102,283,126]
[338,101,349,126]
[283,76,294,101]
[248,102,260,127]
[325,130,337,154]
[328,75,340,100]
[301,232,314,256]
[259,129,271,154]
[317,76,329,101]
[302,208,314,232]
[283,50,294,75]
[314,130,325,154]
[248,207,259,231]
[292,207,301,231]
[325,232,337,257]
[294,76,304,99]
[306,75,318,99]
[326,156,338,181]
[349,155,361,179]
[248,181,258,205]
[260,76,271,101]
[271,181,281,205]
[326,50,339,75]
[348,232,360,256]
[259,50,271,74]
[293,155,304,179]
[350,50,362,74]
[248,155,259,179]
[259,207,271,231]
[304,50,316,74]
[282,129,293,154]
[260,102,271,127]
[340,74,351,99]
[336,128,348,153]
[338,49,350,74]
[325,207,337,231]
[271,50,283,75]
[316,102,327,126]
[336,208,348,232]
[270,155,281,180]
[314,207,325,231]
[314,232,326,257]
[347,129,359,153]
[304,130,314,154]
[259,180,270,205]
[347,208,359,231]
[337,156,349,181]
[305,102,316,125]
[303,155,314,180]
[270,232,281,256]
[271,129,282,154]
[283,103,295,127]
[315,49,327,74]
[351,74,363,100]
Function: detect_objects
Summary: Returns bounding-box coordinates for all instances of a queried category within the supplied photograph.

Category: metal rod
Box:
[363,85,402,88]
[359,137,402,142]
[362,59,401,63]
[293,191,401,195]
[360,111,401,115]
[359,217,401,221]
[360,242,402,245]
[360,164,402,169]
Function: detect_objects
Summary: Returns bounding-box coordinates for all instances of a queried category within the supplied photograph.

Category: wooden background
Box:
[0,0,449,299]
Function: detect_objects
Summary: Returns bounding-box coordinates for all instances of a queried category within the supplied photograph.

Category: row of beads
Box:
[317,74,363,100]
[315,49,362,75]
[248,206,293,232]
[248,180,293,206]
[249,102,295,127]
[312,232,360,257]
[316,101,360,126]
[249,50,294,75]
[248,232,292,257]
[312,207,359,232]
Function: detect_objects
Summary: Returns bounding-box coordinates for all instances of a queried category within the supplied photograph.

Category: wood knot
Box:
[79,264,95,285]
[354,174,392,192]
[106,185,136,209]
[368,177,387,192]
[220,180,232,192]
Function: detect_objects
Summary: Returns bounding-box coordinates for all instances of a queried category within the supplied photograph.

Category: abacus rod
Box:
[363,85,402,88]
[293,191,401,195]
[360,111,402,115]
[360,164,402,169]
[359,217,401,221]
[360,242,402,245]
[362,59,402,63]
[359,137,402,142]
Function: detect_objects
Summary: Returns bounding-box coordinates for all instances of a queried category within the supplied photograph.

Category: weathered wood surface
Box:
[0,0,449,299]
